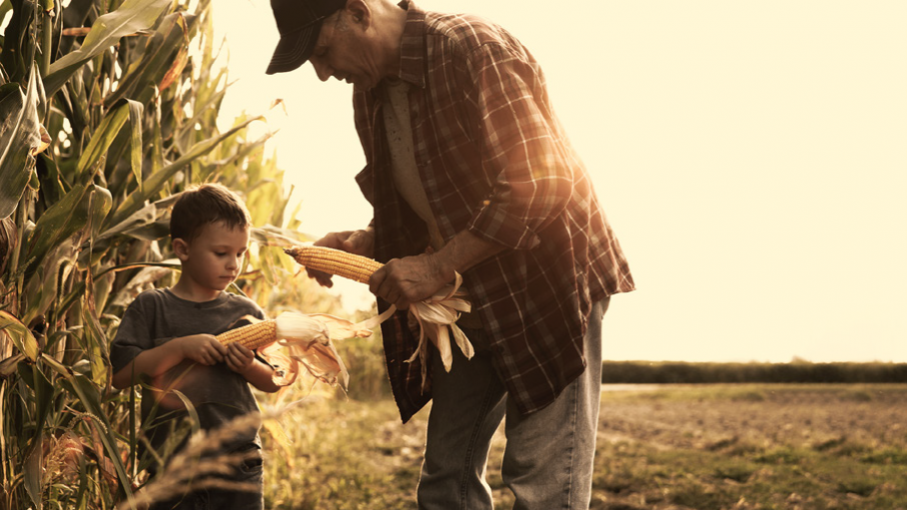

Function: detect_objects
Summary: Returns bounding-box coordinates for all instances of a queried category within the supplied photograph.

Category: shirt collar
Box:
[395,0,427,88]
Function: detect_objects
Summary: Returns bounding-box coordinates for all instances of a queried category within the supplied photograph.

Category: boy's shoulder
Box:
[222,291,266,318]
[128,287,171,310]
[127,288,264,320]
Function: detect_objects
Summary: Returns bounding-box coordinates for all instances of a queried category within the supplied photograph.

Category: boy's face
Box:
[174,222,249,293]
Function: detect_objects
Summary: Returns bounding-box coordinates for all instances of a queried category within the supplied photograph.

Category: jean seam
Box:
[458,377,500,510]
[563,379,579,509]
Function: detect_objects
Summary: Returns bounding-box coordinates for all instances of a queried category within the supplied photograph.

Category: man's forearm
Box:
[431,229,507,280]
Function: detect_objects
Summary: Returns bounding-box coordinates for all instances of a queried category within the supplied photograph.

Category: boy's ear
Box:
[172,238,190,261]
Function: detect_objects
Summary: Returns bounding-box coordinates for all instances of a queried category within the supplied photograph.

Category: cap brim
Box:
[265,23,321,75]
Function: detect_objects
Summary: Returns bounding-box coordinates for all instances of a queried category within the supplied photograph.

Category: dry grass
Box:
[250,384,907,509]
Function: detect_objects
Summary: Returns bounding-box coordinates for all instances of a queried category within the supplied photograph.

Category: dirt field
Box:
[591,384,907,510]
[261,384,907,509]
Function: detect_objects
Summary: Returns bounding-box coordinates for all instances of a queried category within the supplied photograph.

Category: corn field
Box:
[0,0,311,507]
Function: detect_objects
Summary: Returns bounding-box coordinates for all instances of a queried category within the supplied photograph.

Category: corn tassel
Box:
[284,245,382,283]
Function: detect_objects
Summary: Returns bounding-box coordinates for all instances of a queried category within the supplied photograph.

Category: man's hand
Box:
[225,343,255,374]
[178,334,227,365]
[309,228,375,287]
[369,253,453,310]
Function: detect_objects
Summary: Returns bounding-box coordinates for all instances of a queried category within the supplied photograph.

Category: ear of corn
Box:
[284,246,383,284]
[216,320,277,350]
[214,313,333,350]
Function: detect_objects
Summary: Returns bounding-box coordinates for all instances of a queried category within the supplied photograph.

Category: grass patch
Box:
[251,384,907,508]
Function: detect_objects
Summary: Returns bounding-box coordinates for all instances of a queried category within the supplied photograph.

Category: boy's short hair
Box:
[170,183,252,241]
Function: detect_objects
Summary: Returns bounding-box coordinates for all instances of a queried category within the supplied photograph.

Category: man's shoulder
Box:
[424,10,518,55]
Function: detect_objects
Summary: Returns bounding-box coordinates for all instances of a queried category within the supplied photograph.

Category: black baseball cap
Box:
[266,0,348,75]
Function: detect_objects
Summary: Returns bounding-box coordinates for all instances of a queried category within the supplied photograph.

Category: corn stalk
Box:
[0,0,307,508]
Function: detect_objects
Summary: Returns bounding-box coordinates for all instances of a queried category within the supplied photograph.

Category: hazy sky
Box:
[212,0,907,363]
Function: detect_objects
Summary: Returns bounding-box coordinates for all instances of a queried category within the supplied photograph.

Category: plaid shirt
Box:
[353,2,635,422]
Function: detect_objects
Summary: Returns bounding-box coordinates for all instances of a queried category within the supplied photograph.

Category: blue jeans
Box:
[417,299,608,510]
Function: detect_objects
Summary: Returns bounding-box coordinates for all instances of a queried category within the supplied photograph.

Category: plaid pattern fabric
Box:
[353,2,635,422]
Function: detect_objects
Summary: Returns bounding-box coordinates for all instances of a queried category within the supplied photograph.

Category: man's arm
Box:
[369,229,505,310]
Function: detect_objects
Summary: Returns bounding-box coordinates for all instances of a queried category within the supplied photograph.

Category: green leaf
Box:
[98,191,181,241]
[75,100,130,179]
[0,353,25,378]
[0,0,38,83]
[80,295,108,387]
[23,430,43,510]
[127,99,144,187]
[0,0,13,28]
[103,12,192,109]
[25,184,112,278]
[21,235,76,326]
[0,67,47,219]
[0,310,38,360]
[43,355,135,504]
[42,0,172,97]
[108,116,262,227]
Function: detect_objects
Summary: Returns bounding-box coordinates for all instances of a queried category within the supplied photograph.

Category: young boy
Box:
[110,183,280,510]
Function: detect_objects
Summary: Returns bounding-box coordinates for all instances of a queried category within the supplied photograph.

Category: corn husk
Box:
[260,310,394,390]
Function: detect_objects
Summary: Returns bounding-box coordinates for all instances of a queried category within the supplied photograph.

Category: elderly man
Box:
[266,0,635,508]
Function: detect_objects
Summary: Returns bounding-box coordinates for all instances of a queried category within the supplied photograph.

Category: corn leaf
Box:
[75,99,133,179]
[127,99,144,187]
[25,184,112,278]
[23,430,42,510]
[21,237,77,326]
[108,116,262,227]
[0,67,47,219]
[0,0,37,83]
[0,310,38,361]
[43,355,135,503]
[43,0,171,98]
[98,190,181,241]
[103,12,192,109]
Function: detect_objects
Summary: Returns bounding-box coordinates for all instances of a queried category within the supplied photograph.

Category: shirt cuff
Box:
[468,201,541,250]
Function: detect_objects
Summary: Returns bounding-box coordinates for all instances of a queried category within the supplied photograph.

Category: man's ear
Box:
[172,238,190,261]
[346,0,370,27]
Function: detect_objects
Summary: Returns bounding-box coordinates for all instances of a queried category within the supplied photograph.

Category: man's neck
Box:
[376,0,409,80]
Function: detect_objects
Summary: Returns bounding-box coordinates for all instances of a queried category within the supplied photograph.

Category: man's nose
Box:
[311,59,332,82]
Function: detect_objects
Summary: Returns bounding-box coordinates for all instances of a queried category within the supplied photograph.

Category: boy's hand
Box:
[225,343,255,374]
[179,335,227,365]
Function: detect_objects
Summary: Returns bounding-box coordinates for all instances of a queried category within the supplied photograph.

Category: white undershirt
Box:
[382,78,482,328]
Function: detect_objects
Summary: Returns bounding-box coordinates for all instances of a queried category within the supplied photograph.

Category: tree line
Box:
[602,360,907,384]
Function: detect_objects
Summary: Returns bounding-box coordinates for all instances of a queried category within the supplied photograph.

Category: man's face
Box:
[309,11,382,90]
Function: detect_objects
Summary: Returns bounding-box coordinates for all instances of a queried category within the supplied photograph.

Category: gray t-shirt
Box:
[110,288,266,458]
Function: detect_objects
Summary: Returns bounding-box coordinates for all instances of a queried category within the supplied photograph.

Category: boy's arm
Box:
[225,343,281,393]
[111,334,227,389]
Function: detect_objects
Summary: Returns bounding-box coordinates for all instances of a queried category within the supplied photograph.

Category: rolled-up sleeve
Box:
[465,43,575,250]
